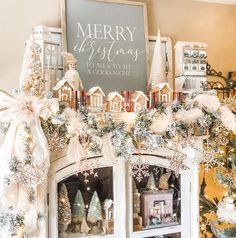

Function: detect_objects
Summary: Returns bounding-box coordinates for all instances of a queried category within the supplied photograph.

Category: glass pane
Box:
[146,233,181,238]
[57,166,114,237]
[132,165,181,232]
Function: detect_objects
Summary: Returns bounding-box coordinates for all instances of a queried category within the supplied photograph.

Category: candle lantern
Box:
[33,24,60,94]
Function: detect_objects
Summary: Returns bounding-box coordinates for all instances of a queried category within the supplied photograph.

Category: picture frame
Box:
[60,0,149,94]
[148,36,173,89]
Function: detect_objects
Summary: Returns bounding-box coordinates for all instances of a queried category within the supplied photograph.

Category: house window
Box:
[161,94,168,103]
[113,102,119,111]
[93,94,102,108]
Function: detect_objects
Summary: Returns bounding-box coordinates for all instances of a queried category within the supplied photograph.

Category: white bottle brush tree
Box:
[72,189,85,223]
[58,183,71,226]
[87,191,103,224]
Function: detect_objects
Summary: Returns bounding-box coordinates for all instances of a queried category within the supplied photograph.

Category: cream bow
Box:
[0,91,59,171]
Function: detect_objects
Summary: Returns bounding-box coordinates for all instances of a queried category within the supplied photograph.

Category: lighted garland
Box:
[41,91,236,176]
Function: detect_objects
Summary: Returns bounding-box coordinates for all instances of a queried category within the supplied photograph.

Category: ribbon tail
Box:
[32,119,50,168]
[67,136,82,162]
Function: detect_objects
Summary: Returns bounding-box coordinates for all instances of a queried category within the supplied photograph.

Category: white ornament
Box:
[217,196,236,224]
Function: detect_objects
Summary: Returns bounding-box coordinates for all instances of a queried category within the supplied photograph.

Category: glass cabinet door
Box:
[57,166,114,237]
[127,155,188,238]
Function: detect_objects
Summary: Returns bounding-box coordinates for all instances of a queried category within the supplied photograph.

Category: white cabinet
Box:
[48,145,199,238]
[175,41,207,93]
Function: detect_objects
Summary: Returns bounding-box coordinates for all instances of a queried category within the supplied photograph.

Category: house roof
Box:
[107,92,124,102]
[87,86,105,97]
[157,83,173,92]
[132,91,149,102]
[53,79,76,91]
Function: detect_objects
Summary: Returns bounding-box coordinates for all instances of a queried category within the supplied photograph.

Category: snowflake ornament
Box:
[77,159,98,184]
[167,152,187,177]
[200,141,224,171]
[131,159,150,183]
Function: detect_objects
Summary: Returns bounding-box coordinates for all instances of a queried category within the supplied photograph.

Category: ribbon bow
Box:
[0,91,59,172]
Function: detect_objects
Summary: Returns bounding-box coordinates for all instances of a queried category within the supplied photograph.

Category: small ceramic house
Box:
[53,80,77,109]
[157,83,173,103]
[131,91,149,112]
[107,92,124,112]
[87,86,106,112]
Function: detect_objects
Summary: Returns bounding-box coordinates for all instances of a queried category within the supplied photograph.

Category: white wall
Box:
[1,0,236,93]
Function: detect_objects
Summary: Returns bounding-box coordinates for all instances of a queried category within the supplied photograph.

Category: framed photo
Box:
[61,0,149,94]
[148,36,173,89]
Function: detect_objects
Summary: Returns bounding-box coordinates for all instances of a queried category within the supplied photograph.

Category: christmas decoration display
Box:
[58,183,71,236]
[19,34,44,97]
[1,26,236,238]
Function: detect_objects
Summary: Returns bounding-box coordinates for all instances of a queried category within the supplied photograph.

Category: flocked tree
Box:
[58,183,71,225]
[72,189,85,223]
[87,191,102,224]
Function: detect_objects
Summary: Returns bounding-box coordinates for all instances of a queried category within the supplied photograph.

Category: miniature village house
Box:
[157,83,173,103]
[53,80,77,109]
[107,92,124,112]
[87,86,106,112]
[131,91,149,112]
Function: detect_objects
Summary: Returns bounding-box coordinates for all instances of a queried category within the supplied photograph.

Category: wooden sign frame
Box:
[60,0,149,93]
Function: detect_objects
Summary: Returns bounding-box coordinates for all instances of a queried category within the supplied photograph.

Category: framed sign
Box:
[61,0,149,94]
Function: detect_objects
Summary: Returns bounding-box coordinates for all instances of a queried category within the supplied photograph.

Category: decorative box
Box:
[141,189,174,228]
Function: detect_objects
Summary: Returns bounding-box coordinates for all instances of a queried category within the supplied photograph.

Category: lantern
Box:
[33,24,60,94]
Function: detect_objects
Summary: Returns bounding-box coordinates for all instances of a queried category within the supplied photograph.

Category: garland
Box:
[42,91,235,165]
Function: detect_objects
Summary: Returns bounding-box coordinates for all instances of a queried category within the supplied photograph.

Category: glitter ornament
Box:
[167,152,187,177]
[77,159,98,184]
[201,140,224,171]
[131,159,150,183]
[211,122,230,146]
